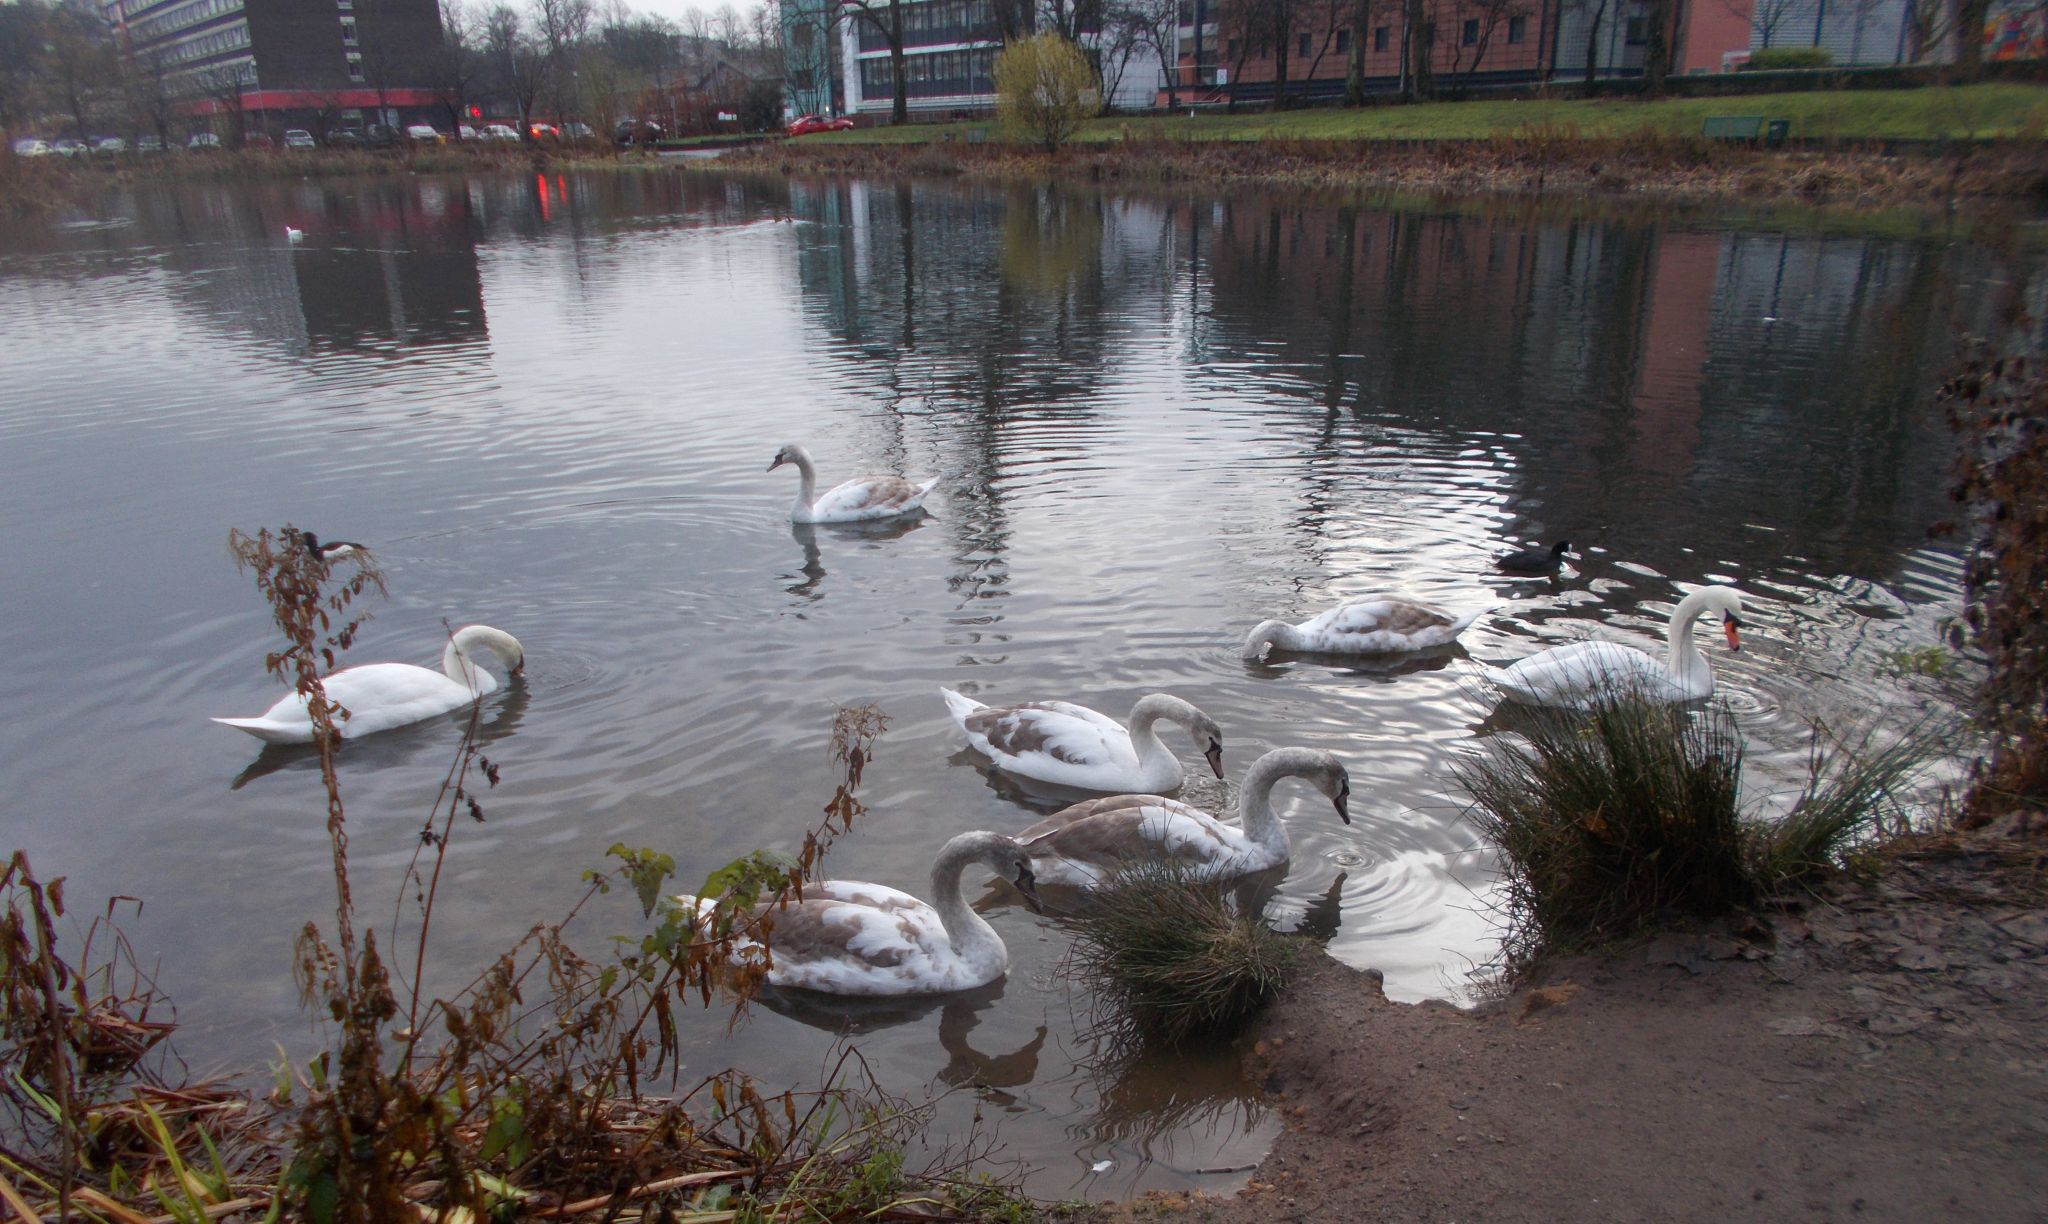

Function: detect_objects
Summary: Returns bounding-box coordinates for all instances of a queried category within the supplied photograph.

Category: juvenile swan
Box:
[675,831,1040,997]
[769,442,939,524]
[212,625,524,744]
[941,688,1225,794]
[1016,747,1351,887]
[1482,585,1746,708]
[1243,596,1487,660]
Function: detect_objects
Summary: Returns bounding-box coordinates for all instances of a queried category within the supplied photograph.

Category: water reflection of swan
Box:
[213,625,525,744]
[228,680,532,790]
[941,690,1224,795]
[754,982,1047,1102]
[1242,597,1487,660]
[677,831,1040,996]
[768,442,938,524]
[1015,749,1351,888]
[1483,586,1746,707]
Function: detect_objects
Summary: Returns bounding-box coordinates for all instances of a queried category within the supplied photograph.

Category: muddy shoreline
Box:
[1098,827,2048,1223]
[716,139,2048,215]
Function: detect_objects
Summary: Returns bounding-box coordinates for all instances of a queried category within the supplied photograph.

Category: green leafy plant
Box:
[1746,46,1834,69]
[994,32,1099,154]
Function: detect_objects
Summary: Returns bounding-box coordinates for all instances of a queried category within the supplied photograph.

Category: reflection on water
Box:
[0,169,2029,1198]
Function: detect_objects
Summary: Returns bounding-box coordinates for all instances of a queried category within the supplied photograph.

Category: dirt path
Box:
[1109,833,2048,1223]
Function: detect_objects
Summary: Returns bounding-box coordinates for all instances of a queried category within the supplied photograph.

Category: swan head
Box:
[767,443,806,473]
[1195,714,1225,779]
[1248,747,1352,826]
[1686,586,1746,653]
[453,625,525,678]
[1242,619,1289,661]
[953,831,1042,914]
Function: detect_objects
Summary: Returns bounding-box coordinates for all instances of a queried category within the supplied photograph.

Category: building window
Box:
[1373,24,1388,50]
[339,15,357,44]
[1226,37,1239,58]
[346,50,364,80]
[1507,14,1525,41]
[1461,17,1478,44]
[336,0,351,9]
[1625,7,1648,43]
[1336,27,1349,51]
[1298,32,1311,56]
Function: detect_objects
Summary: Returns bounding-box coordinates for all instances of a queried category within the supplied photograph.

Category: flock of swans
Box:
[213,443,1751,998]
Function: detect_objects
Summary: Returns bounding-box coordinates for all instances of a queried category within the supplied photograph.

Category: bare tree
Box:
[1445,0,1529,88]
[1344,0,1372,101]
[841,0,907,122]
[191,61,253,143]
[1734,0,1804,49]
[483,3,548,137]
[43,0,117,141]
[534,0,592,127]
[432,0,486,135]
[1108,0,1182,107]
[1403,0,1434,97]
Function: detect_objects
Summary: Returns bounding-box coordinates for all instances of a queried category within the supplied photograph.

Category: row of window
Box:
[157,18,251,66]
[854,0,999,52]
[858,46,996,96]
[125,0,243,47]
[1229,14,1529,62]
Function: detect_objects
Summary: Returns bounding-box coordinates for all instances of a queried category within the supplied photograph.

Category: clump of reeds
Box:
[1460,692,1947,969]
[1752,718,1956,887]
[1457,696,1751,967]
[1064,859,1298,1049]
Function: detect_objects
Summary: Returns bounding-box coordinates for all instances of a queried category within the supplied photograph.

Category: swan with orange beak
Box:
[1483,586,1748,708]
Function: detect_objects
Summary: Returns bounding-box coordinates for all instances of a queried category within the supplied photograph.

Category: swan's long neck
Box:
[1663,589,1721,691]
[1243,620,1295,659]
[786,448,819,516]
[441,629,501,696]
[1237,749,1316,859]
[1125,695,1190,769]
[929,833,1007,962]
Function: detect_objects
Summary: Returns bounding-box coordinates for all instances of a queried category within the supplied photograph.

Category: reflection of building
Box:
[106,0,448,136]
[836,0,1161,116]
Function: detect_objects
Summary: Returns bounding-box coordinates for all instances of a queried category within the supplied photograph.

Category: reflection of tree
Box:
[1001,185,1105,300]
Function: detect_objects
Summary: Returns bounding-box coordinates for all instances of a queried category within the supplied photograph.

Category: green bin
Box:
[1764,119,1790,147]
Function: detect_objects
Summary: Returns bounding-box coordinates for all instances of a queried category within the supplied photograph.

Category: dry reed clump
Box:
[1063,859,1299,1050]
[1457,693,1945,970]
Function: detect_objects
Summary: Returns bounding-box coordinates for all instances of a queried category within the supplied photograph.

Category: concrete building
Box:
[835,0,1162,117]
[106,0,448,135]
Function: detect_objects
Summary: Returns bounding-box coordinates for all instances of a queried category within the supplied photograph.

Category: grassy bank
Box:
[805,82,2048,145]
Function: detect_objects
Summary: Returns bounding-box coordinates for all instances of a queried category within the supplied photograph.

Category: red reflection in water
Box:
[536,173,550,221]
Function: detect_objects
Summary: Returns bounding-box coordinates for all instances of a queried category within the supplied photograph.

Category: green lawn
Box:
[809,82,2048,145]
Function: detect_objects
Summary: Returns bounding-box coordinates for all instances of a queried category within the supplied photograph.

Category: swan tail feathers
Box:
[939,687,985,728]
[211,716,310,745]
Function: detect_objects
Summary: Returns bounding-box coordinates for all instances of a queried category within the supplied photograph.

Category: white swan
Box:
[675,831,1039,997]
[769,442,939,524]
[1243,596,1487,660]
[941,688,1224,794]
[1015,747,1351,887]
[212,624,524,744]
[1482,586,1746,708]
[284,225,303,243]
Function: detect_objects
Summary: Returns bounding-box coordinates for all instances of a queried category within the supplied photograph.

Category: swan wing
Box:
[806,476,935,522]
[963,701,1133,773]
[1020,795,1251,883]
[754,894,964,996]
[1487,641,1677,707]
[1298,598,1468,652]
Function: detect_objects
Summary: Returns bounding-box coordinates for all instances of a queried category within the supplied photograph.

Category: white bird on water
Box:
[212,624,524,744]
[284,225,303,243]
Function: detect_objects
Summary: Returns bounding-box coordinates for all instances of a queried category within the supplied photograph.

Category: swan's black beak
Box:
[1014,862,1042,915]
[1333,782,1352,825]
[767,455,785,472]
[1205,740,1225,779]
[1723,614,1743,653]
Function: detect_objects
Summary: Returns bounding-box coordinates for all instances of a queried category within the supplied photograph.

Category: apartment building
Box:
[835,0,1163,117]
[106,0,448,134]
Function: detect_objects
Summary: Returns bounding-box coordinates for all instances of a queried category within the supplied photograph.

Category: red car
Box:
[786,114,854,137]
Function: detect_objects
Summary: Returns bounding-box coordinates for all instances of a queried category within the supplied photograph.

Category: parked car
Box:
[11,138,52,157]
[613,118,664,145]
[135,135,165,153]
[51,137,90,156]
[90,136,127,154]
[527,122,558,140]
[479,123,521,141]
[184,132,221,151]
[561,121,594,140]
[457,124,478,141]
[785,114,854,137]
[404,123,444,143]
[362,123,401,148]
[324,128,364,148]
[283,128,316,149]
[243,132,273,149]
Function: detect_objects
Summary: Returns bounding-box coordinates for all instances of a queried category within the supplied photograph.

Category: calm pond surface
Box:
[0,169,2025,1197]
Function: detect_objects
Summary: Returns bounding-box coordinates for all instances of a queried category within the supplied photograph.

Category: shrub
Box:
[1456,697,1751,967]
[994,32,1098,154]
[1745,46,1834,69]
[1940,347,2048,824]
[1064,860,1297,1049]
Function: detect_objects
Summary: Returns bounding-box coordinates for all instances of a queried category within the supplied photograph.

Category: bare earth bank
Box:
[1108,831,2048,1224]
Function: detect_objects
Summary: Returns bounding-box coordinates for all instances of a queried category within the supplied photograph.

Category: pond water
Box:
[0,169,2025,1198]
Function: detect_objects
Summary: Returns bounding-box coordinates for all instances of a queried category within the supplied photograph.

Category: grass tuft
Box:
[1752,718,1953,888]
[1064,859,1298,1049]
